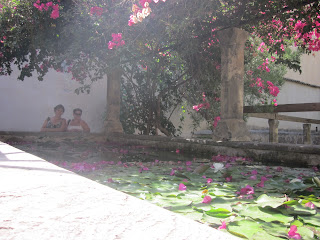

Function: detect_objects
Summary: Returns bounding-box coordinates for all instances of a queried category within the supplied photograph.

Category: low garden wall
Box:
[0,131,319,167]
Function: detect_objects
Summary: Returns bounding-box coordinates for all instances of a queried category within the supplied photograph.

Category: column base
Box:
[104,119,123,135]
[212,119,251,142]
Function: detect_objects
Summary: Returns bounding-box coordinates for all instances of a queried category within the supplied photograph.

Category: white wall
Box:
[246,81,320,130]
[0,67,107,133]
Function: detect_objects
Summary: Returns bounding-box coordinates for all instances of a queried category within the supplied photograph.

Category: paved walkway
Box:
[0,142,239,240]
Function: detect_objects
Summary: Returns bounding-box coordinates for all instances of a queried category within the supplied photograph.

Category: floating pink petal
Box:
[288,225,301,239]
[249,175,257,180]
[178,183,187,191]
[207,178,213,183]
[218,221,227,230]
[305,202,315,209]
[239,185,254,195]
[225,176,232,182]
[202,196,212,204]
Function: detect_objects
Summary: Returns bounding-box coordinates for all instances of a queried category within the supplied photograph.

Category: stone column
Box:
[303,124,311,144]
[268,119,279,143]
[104,67,124,135]
[212,27,251,141]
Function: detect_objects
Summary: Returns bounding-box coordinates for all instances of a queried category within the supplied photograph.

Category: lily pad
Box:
[238,206,294,223]
[255,194,286,208]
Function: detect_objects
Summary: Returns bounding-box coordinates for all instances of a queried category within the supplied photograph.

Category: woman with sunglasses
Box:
[67,108,90,133]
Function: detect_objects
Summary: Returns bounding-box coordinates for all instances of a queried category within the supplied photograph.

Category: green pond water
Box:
[10,140,320,240]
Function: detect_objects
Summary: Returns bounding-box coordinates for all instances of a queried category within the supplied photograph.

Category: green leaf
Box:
[279,204,316,216]
[255,194,286,208]
[296,226,315,240]
[205,207,231,218]
[238,206,294,223]
[299,215,320,227]
[228,220,263,239]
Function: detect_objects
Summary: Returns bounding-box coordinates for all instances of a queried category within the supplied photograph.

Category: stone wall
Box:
[0,66,107,133]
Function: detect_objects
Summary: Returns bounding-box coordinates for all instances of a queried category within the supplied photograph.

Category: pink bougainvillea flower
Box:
[305,202,315,209]
[182,179,188,182]
[249,175,257,180]
[207,178,213,183]
[312,166,319,172]
[288,225,301,239]
[306,187,313,192]
[276,166,283,172]
[107,178,114,183]
[225,176,232,182]
[218,221,227,230]
[202,175,206,178]
[225,163,232,169]
[213,116,221,128]
[179,183,187,191]
[90,6,103,16]
[186,161,192,166]
[176,149,180,154]
[239,185,254,195]
[170,169,175,176]
[202,195,212,204]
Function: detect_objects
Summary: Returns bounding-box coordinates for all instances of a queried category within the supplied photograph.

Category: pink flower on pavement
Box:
[176,149,180,154]
[179,183,187,191]
[207,178,213,183]
[218,221,227,230]
[305,202,315,209]
[288,225,301,239]
[251,170,258,175]
[202,196,212,204]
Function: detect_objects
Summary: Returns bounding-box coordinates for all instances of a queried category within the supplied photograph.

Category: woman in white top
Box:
[67,108,90,133]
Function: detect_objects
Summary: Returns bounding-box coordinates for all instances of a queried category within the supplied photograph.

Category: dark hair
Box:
[54,104,65,113]
[73,108,82,114]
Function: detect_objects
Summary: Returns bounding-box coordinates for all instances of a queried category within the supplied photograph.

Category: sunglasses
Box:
[74,112,82,116]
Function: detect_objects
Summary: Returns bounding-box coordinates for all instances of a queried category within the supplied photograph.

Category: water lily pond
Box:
[10,139,320,240]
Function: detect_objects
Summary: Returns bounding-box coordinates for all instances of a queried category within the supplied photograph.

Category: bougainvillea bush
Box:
[1,0,319,135]
[13,140,320,240]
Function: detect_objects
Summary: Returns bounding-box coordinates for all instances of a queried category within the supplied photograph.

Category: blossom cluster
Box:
[128,0,166,26]
[267,81,279,97]
[90,6,104,16]
[108,33,125,50]
[192,92,210,111]
[33,0,60,19]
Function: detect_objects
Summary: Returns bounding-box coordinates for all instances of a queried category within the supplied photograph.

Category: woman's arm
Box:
[41,119,67,132]
[40,119,49,132]
[81,120,90,133]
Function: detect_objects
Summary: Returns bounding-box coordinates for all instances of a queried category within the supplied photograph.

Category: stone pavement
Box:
[0,142,239,240]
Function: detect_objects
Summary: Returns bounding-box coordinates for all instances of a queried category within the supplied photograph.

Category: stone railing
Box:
[244,103,320,144]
